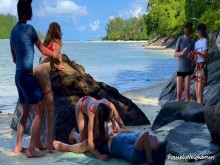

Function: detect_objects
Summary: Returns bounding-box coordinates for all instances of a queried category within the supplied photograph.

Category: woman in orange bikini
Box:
[34,22,64,152]
[69,96,125,160]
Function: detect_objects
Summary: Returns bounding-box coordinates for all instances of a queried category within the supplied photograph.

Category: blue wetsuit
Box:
[10,22,43,104]
[102,132,147,164]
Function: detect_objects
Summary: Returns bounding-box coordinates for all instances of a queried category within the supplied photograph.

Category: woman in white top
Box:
[188,24,208,104]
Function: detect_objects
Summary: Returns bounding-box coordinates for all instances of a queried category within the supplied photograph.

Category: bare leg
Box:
[26,102,45,158]
[197,80,205,104]
[68,128,81,144]
[43,92,54,153]
[184,75,191,102]
[135,131,154,164]
[176,76,183,101]
[53,140,88,153]
[75,101,88,142]
[14,104,30,153]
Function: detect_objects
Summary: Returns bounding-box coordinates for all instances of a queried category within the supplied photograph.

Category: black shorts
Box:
[177,71,192,78]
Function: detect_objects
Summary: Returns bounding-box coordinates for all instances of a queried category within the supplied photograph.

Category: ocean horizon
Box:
[0,40,176,114]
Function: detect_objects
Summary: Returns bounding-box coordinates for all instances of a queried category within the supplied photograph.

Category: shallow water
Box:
[0,40,176,114]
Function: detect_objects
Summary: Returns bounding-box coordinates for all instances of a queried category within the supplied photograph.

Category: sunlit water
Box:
[0,40,176,114]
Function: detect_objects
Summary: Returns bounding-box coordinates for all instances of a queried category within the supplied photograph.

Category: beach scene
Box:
[1,0,220,165]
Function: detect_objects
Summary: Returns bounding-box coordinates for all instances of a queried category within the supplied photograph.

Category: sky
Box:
[0,0,148,41]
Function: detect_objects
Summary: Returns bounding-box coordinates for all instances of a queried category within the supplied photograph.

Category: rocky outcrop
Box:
[152,101,205,131]
[11,54,150,143]
[204,102,220,146]
[165,122,220,161]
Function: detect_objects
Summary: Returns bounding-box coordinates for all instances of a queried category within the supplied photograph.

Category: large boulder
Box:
[204,102,220,146]
[151,101,186,131]
[165,122,220,161]
[182,101,205,123]
[152,101,205,131]
[11,54,150,143]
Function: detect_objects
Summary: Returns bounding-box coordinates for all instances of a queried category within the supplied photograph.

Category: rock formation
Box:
[11,54,150,143]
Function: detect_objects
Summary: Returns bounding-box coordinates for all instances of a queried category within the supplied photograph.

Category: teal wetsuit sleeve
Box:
[30,25,39,43]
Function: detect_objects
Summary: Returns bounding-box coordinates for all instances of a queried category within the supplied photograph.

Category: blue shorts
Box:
[111,132,147,164]
[15,71,43,105]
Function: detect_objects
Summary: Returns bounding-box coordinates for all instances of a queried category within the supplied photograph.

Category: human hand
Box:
[99,154,109,161]
[182,47,188,55]
[55,64,65,71]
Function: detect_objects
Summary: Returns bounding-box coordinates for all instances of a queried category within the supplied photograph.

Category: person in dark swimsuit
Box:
[67,96,125,160]
[33,22,64,152]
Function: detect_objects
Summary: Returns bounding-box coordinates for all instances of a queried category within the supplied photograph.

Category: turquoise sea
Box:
[0,40,176,114]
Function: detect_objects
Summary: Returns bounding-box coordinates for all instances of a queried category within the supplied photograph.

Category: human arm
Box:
[51,40,65,71]
[87,114,108,161]
[109,102,125,129]
[34,39,61,63]
[174,47,187,57]
[196,49,208,60]
[174,37,187,57]
[10,42,16,64]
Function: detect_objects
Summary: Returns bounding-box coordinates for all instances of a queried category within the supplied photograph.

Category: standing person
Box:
[188,24,208,104]
[174,22,195,102]
[34,22,64,152]
[10,0,61,158]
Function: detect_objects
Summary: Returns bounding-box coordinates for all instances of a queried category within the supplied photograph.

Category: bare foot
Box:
[68,128,76,144]
[35,143,47,150]
[14,146,27,153]
[46,143,54,153]
[53,141,67,152]
[26,149,45,158]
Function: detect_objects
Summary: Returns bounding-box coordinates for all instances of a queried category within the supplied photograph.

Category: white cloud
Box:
[38,0,88,17]
[118,0,147,18]
[77,25,86,32]
[90,20,100,31]
[0,0,17,15]
[129,6,144,18]
[108,15,115,20]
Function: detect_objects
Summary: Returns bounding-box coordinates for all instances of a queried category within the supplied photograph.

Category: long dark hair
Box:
[93,103,112,150]
[197,24,207,39]
[43,22,62,47]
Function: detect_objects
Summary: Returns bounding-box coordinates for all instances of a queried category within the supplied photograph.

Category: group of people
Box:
[10,0,166,164]
[174,22,208,104]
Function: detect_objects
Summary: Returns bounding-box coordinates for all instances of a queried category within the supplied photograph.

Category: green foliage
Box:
[0,14,44,39]
[104,0,220,41]
[0,14,17,39]
[105,16,148,41]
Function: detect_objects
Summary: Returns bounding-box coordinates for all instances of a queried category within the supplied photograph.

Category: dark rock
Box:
[152,101,205,131]
[203,153,220,165]
[165,122,220,161]
[204,103,220,146]
[151,101,187,131]
[11,54,150,143]
[182,102,205,123]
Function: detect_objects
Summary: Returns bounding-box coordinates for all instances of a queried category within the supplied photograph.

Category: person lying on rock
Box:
[53,106,166,165]
[33,22,64,153]
[68,96,126,160]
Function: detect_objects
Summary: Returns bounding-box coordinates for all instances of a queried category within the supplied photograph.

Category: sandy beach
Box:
[0,81,206,165]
